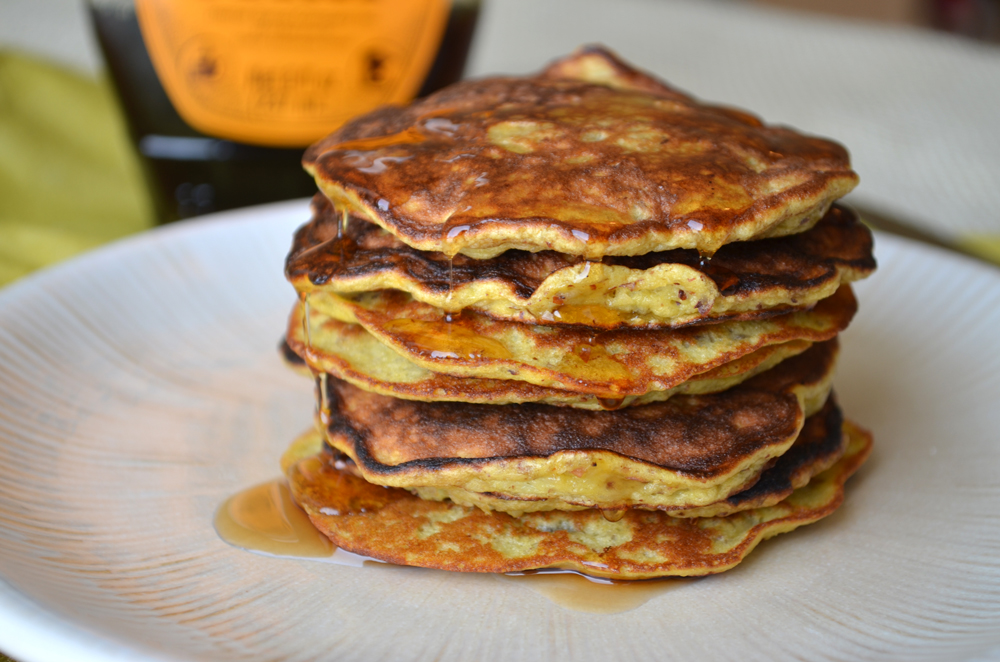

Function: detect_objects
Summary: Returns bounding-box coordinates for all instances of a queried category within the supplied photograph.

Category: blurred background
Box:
[1,0,999,288]
[3,0,997,77]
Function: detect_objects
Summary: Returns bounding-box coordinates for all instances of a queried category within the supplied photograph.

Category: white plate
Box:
[0,200,998,662]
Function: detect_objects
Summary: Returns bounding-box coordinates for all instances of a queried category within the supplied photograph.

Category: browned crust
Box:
[320,339,838,478]
[286,196,875,329]
[304,47,858,258]
[711,394,846,511]
[285,300,814,406]
[287,417,873,578]
[319,285,856,397]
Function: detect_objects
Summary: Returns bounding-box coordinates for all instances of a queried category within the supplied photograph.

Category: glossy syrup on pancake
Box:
[305,285,856,397]
[286,301,814,408]
[304,47,858,259]
[287,196,875,328]
[214,467,694,613]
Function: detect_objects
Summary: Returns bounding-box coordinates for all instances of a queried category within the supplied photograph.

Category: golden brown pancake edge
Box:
[303,47,858,259]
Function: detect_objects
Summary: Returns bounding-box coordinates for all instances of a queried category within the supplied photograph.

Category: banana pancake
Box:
[284,418,872,579]
[304,284,856,397]
[408,394,847,517]
[303,47,858,260]
[316,340,839,513]
[291,393,846,518]
[627,393,848,518]
[286,301,812,408]
[287,197,875,329]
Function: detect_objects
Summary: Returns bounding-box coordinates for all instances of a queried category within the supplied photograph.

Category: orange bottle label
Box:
[135,0,450,147]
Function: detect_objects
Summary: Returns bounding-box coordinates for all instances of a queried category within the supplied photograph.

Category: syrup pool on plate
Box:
[215,480,695,614]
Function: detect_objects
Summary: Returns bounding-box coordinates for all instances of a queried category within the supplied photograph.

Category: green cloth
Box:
[0,51,997,293]
[957,235,1000,266]
[0,51,154,287]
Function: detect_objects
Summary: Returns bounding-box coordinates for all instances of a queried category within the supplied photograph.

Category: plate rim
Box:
[0,202,999,662]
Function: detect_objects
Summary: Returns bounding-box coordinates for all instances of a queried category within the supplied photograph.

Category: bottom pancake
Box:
[285,421,872,579]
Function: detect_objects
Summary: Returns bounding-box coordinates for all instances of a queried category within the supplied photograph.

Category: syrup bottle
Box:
[88,0,481,223]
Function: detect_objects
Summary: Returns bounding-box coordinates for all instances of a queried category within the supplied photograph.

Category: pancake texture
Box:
[285,419,872,579]
[303,47,858,259]
[287,300,814,408]
[287,196,875,328]
[290,392,846,518]
[304,284,855,397]
[269,46,875,579]
[410,395,848,518]
[318,341,838,513]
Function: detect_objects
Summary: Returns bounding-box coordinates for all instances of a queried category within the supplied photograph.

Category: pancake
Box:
[304,284,856,397]
[303,47,858,259]
[273,45,875,581]
[410,393,847,517]
[316,340,839,513]
[287,197,875,328]
[654,393,847,518]
[290,393,847,518]
[286,301,813,408]
[284,418,872,579]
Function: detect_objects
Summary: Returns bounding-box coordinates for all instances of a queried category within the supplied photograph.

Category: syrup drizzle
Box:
[382,318,512,361]
[216,480,694,613]
[600,508,626,522]
[495,571,695,615]
[215,480,333,558]
[446,255,455,304]
[302,296,312,351]
[334,208,348,263]
[597,397,627,411]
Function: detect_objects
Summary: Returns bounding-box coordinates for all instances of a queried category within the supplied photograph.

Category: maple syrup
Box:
[547,303,628,327]
[214,480,334,558]
[333,127,430,153]
[496,572,695,615]
[554,340,631,388]
[216,479,695,613]
[600,508,627,522]
[383,317,514,361]
[446,255,456,304]
[89,0,481,223]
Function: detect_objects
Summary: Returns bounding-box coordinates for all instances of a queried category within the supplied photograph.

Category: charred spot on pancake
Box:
[724,394,846,508]
[305,341,839,513]
[322,340,835,474]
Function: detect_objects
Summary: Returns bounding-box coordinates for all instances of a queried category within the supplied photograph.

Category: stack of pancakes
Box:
[279,48,875,579]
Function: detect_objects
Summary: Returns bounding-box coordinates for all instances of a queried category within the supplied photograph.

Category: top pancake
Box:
[304,46,858,259]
